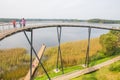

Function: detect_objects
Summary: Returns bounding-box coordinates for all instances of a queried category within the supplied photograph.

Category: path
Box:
[52,56,120,80]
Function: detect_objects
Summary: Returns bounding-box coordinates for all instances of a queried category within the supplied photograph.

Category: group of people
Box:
[12,18,26,28]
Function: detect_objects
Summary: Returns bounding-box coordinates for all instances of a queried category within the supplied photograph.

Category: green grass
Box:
[109,61,120,72]
[89,54,119,66]
[72,72,97,80]
[72,61,120,80]
[34,53,120,80]
[34,65,83,80]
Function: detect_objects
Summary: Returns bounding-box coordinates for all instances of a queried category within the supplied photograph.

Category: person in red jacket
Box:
[12,20,16,28]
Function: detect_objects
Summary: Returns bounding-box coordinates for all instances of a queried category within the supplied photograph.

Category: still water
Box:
[0,22,120,53]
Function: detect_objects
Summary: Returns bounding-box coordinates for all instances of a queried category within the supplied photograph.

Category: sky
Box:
[0,0,120,20]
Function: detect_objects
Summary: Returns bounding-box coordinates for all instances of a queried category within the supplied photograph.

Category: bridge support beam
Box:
[30,29,33,80]
[56,26,64,74]
[85,27,91,67]
[23,29,51,80]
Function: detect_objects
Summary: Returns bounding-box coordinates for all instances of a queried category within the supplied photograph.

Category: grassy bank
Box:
[72,61,120,80]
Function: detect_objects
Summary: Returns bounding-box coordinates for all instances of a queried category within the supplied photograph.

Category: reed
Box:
[37,38,101,75]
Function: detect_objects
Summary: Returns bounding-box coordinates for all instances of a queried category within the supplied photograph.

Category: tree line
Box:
[1,18,120,24]
[88,19,120,24]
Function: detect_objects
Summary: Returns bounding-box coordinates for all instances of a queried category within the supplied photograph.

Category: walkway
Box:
[52,56,120,80]
[0,22,120,40]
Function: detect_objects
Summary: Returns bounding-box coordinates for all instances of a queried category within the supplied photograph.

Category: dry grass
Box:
[0,48,30,80]
[42,38,101,71]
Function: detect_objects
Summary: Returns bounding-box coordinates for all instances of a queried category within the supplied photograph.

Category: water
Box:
[0,22,120,53]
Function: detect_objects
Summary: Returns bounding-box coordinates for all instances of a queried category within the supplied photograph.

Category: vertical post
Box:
[30,29,33,80]
[85,27,91,67]
[8,23,11,30]
[56,26,64,74]
[2,24,4,32]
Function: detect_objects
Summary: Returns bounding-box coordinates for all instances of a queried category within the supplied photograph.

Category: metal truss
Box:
[23,29,51,80]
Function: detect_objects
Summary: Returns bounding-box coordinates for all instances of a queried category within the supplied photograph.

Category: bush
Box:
[109,61,120,72]
[91,51,105,61]
[100,33,118,56]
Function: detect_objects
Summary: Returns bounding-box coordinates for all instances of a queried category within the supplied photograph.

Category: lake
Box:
[0,22,120,53]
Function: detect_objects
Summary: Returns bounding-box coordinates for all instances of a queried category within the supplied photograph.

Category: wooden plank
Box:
[24,44,46,80]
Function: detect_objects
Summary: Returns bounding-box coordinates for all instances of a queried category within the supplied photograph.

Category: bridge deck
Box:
[0,23,120,41]
[52,56,120,80]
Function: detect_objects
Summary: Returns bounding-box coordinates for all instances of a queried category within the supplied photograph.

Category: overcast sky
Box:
[0,0,120,20]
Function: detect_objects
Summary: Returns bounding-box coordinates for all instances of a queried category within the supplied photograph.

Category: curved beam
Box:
[0,23,120,41]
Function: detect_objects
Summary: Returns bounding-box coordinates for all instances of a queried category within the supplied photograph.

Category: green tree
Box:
[110,30,120,47]
[100,32,118,56]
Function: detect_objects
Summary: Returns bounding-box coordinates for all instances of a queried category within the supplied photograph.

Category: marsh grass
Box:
[44,38,101,69]
[0,48,30,80]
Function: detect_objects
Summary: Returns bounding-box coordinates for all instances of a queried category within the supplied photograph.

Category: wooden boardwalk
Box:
[24,44,46,80]
[0,23,120,41]
[52,56,120,80]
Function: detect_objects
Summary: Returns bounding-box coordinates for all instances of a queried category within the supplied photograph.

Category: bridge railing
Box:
[0,22,37,33]
[0,22,120,33]
[0,22,18,32]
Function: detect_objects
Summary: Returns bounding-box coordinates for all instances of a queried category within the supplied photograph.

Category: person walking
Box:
[12,20,16,28]
[22,18,26,27]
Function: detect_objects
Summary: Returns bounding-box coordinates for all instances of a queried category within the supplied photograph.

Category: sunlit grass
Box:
[35,65,83,80]
[72,61,120,80]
